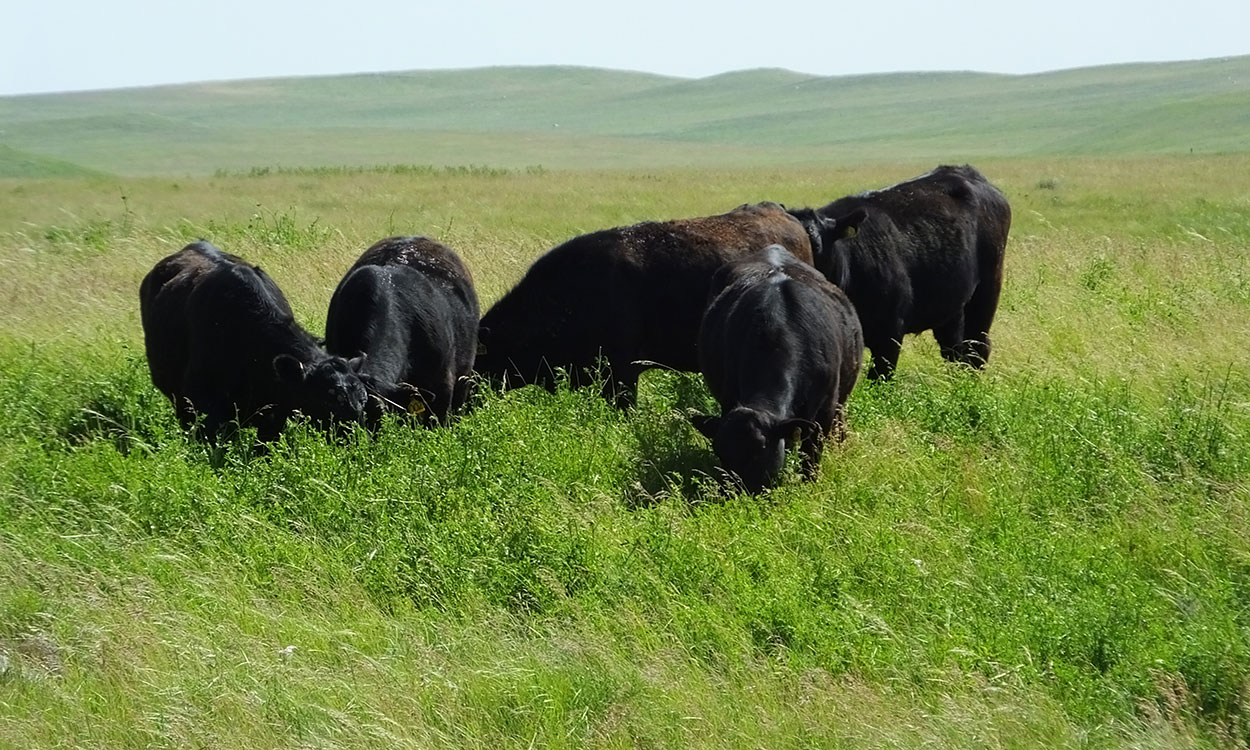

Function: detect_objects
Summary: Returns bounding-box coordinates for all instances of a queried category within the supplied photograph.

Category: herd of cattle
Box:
[139,164,1012,491]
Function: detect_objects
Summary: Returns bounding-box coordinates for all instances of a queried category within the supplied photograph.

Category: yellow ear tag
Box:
[476,342,488,355]
[408,398,426,416]
[790,427,803,444]
[841,225,858,240]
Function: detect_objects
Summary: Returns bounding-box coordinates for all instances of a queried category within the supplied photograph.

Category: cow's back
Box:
[661,202,813,265]
[349,235,477,306]
[477,202,812,386]
[139,242,244,399]
[701,246,858,408]
[624,204,814,363]
[185,260,301,368]
[824,165,1007,252]
[821,166,1000,329]
[326,236,480,420]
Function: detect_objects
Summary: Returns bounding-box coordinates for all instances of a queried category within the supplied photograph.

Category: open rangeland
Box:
[1,156,1248,748]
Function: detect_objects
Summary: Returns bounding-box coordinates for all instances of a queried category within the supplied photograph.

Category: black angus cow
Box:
[691,244,863,493]
[324,236,480,426]
[475,202,814,406]
[139,241,368,442]
[788,164,1011,380]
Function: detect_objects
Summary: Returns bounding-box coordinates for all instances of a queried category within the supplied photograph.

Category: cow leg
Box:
[798,423,828,481]
[958,279,1002,369]
[430,374,456,425]
[865,336,901,381]
[600,372,639,409]
[799,430,825,481]
[451,374,473,415]
[173,393,198,431]
[181,381,225,442]
[799,400,837,481]
[254,416,284,443]
[594,353,641,409]
[831,400,849,443]
[932,312,967,364]
[198,408,229,444]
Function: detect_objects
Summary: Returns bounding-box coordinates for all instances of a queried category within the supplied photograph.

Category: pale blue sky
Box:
[4,0,1248,96]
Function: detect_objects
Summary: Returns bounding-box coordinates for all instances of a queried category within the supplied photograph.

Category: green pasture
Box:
[0,154,1248,747]
[1,57,1248,176]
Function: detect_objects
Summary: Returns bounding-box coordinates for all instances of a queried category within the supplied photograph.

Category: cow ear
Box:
[406,395,428,417]
[689,413,722,441]
[373,382,422,414]
[347,353,367,372]
[392,383,426,417]
[827,208,868,242]
[273,354,305,384]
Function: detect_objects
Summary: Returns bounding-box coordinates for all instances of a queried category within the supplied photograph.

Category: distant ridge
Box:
[1,56,1246,176]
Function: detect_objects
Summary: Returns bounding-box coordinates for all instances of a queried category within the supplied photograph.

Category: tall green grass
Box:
[1,157,1248,747]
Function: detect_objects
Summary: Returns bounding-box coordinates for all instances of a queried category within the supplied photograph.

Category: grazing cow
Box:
[691,244,863,493]
[788,164,1011,380]
[475,202,813,405]
[324,236,480,426]
[139,241,368,442]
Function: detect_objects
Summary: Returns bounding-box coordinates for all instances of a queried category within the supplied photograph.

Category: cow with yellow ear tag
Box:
[325,235,479,429]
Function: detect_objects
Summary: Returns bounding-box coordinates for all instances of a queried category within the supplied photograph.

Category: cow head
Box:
[789,207,867,290]
[690,406,817,493]
[274,353,369,429]
[786,206,824,259]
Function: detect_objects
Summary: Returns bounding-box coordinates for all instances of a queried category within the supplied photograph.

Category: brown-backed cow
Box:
[475,202,813,405]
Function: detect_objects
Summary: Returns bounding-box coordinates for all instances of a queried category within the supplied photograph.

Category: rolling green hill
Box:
[0,56,1247,176]
[0,144,103,178]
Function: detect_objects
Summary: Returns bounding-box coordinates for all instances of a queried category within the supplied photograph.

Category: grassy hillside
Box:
[0,144,103,178]
[1,156,1248,747]
[1,57,1247,176]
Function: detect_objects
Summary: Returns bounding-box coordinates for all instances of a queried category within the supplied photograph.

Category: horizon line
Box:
[3,52,1247,99]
